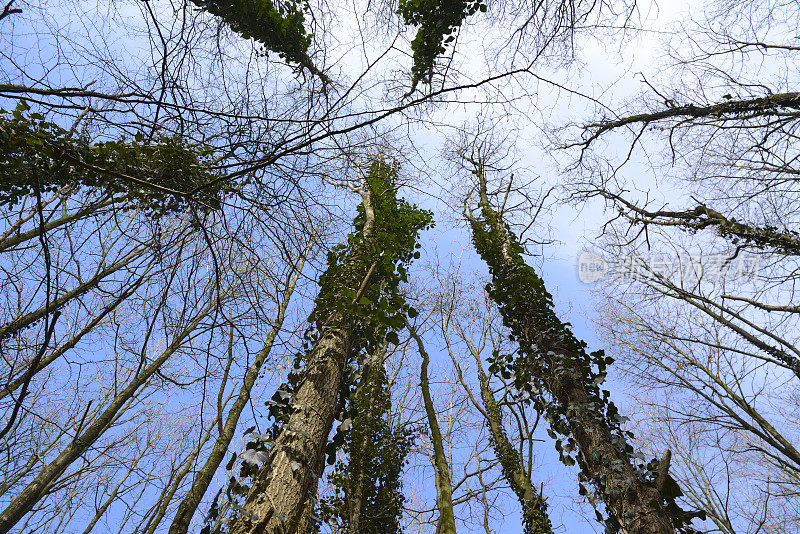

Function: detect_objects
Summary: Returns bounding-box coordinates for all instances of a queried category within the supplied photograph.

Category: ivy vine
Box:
[397,0,487,90]
[204,159,432,532]
[315,363,413,534]
[0,102,225,216]
[190,0,326,80]
[469,190,704,533]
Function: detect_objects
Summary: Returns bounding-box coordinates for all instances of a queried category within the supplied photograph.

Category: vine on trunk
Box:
[204,159,431,533]
[189,0,327,80]
[315,363,412,534]
[0,102,224,215]
[467,175,704,533]
[397,0,487,91]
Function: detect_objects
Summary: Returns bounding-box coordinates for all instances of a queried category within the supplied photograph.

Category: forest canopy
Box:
[0,0,797,533]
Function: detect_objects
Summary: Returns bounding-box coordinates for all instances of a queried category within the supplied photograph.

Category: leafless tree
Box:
[432,270,553,533]
[561,1,800,531]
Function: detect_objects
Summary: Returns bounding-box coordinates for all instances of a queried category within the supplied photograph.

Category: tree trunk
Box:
[406,320,457,534]
[229,325,352,534]
[345,344,387,534]
[466,168,681,534]
[346,367,372,534]
[475,364,552,534]
[0,287,222,534]
[229,189,377,534]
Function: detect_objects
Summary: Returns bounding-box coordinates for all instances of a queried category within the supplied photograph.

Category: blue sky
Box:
[0,0,728,532]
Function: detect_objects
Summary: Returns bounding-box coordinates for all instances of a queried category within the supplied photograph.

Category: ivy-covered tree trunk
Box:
[232,329,350,534]
[229,214,371,534]
[346,351,382,534]
[475,364,552,534]
[229,160,431,534]
[315,342,411,534]
[465,168,698,534]
[407,321,457,534]
[347,432,368,534]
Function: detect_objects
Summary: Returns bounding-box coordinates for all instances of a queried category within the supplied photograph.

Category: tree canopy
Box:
[0,0,798,533]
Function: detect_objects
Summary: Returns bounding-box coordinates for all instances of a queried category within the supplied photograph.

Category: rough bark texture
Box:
[228,163,431,534]
[229,324,350,534]
[407,321,457,534]
[552,369,674,534]
[229,190,377,534]
[168,252,307,534]
[295,494,317,534]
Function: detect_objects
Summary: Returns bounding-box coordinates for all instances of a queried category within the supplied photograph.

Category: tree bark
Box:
[475,364,552,534]
[466,169,681,534]
[168,250,308,534]
[229,189,377,534]
[345,343,387,534]
[580,91,800,147]
[229,322,351,534]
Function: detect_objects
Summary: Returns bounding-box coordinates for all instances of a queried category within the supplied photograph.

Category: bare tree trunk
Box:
[0,284,224,534]
[406,320,457,534]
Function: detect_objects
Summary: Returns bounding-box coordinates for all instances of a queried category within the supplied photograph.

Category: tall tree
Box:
[168,244,311,534]
[436,277,553,534]
[460,145,701,533]
[407,320,458,534]
[0,133,316,533]
[227,159,431,534]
